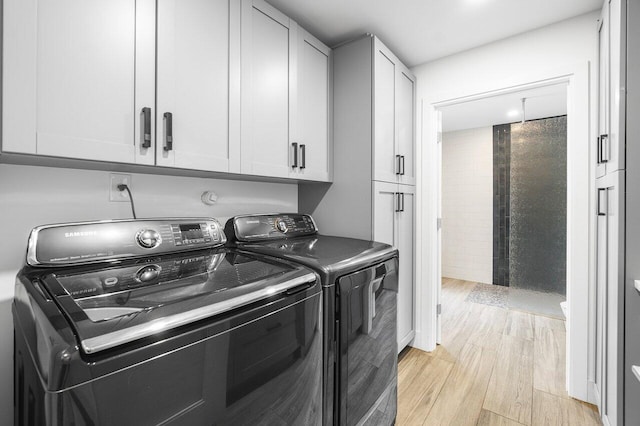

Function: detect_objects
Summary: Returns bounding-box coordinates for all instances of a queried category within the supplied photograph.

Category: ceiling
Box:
[440,84,568,133]
[265,0,601,67]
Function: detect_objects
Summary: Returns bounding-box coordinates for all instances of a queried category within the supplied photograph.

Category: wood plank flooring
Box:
[397,278,600,426]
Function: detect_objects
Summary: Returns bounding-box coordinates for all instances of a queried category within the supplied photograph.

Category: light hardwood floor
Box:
[397,278,601,426]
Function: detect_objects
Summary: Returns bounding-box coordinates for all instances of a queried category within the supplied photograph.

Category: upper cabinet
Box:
[240,0,292,178]
[291,29,332,182]
[373,39,416,186]
[155,0,238,173]
[2,0,331,182]
[596,0,626,177]
[240,0,331,181]
[2,0,156,165]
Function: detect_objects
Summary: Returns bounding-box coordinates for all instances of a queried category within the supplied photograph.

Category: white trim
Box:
[416,62,594,403]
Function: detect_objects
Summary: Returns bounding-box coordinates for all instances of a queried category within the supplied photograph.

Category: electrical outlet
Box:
[109,173,132,202]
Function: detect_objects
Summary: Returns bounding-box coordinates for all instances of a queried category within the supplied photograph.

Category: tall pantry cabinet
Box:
[623,1,640,425]
[594,0,628,424]
[299,35,416,352]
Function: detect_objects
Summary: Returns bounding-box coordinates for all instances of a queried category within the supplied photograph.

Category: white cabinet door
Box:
[156,0,236,172]
[373,38,416,186]
[373,181,415,352]
[596,2,609,178]
[397,184,415,352]
[291,28,331,182]
[373,181,398,247]
[607,0,625,174]
[595,181,608,412]
[3,0,156,164]
[373,40,398,183]
[595,171,625,426]
[396,67,416,186]
[597,0,626,176]
[240,0,291,178]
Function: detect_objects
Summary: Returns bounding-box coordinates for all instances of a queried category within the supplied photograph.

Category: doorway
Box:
[437,82,569,319]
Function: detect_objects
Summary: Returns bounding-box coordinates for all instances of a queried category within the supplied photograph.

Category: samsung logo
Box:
[64,231,98,238]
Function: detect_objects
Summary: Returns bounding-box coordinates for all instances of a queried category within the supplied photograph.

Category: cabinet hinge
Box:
[437,303,442,315]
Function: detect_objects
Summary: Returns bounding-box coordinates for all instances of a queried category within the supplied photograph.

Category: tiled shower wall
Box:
[493,116,567,294]
[442,127,493,284]
[493,124,511,286]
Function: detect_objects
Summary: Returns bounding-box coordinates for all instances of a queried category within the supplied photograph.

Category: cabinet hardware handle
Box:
[292,143,298,168]
[597,188,607,216]
[396,155,402,175]
[395,192,401,212]
[401,192,405,211]
[300,144,306,169]
[596,136,601,164]
[141,107,152,148]
[401,155,406,175]
[600,134,609,163]
[163,112,173,151]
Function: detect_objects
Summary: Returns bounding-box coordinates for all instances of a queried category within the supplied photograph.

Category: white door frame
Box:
[414,65,595,403]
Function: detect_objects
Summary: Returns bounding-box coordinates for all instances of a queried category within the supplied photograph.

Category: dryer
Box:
[226,213,398,426]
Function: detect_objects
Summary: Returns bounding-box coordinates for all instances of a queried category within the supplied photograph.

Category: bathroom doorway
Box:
[438,83,568,319]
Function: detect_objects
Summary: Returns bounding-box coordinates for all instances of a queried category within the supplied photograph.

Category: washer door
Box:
[336,257,398,425]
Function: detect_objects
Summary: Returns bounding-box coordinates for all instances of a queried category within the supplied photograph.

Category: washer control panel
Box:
[228,214,318,242]
[27,218,226,266]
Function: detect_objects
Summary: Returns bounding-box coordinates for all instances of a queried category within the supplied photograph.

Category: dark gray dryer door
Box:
[337,257,398,425]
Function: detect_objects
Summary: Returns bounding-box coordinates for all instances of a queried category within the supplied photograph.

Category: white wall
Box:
[0,163,297,425]
[441,127,493,284]
[411,11,598,402]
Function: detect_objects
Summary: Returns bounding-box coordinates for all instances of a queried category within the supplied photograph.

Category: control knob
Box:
[136,229,161,249]
[274,218,288,233]
[135,265,162,283]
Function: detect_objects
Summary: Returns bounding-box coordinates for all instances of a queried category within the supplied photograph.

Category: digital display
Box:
[179,224,204,240]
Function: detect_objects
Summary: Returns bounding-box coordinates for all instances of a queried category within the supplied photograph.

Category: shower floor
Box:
[464,281,565,319]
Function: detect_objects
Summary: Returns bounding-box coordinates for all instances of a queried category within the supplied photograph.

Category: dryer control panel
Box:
[27,218,226,266]
[228,214,318,242]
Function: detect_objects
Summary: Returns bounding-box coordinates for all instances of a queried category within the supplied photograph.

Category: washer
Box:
[226,213,398,426]
[13,218,322,426]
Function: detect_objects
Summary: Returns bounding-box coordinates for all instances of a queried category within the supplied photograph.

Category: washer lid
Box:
[43,248,317,354]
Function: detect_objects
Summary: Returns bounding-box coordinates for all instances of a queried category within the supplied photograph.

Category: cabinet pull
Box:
[163,112,173,151]
[597,188,607,216]
[401,155,406,175]
[292,143,298,168]
[600,134,609,163]
[401,192,405,212]
[395,192,401,212]
[141,107,152,148]
[396,155,402,175]
[300,144,306,169]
